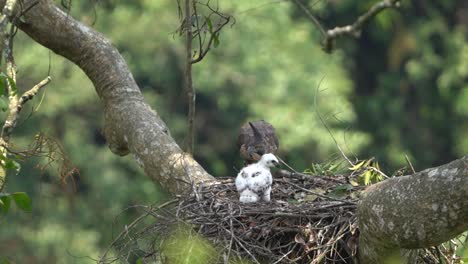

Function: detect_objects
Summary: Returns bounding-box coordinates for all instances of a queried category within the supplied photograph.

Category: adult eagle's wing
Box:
[238,120,279,164]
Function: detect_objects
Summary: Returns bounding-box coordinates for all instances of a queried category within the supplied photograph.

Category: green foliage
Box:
[0,72,10,111]
[162,225,218,264]
[0,73,7,95]
[327,184,354,199]
[0,192,32,213]
[0,257,12,264]
[349,158,385,185]
[303,156,346,176]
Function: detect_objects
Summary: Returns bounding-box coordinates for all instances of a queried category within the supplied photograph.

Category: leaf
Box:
[349,180,359,186]
[0,96,8,112]
[363,170,372,185]
[311,187,326,194]
[304,194,317,201]
[349,160,365,171]
[205,16,213,33]
[0,73,6,95]
[1,257,11,264]
[334,184,353,191]
[0,196,11,213]
[213,33,220,48]
[363,159,373,167]
[327,190,347,199]
[374,161,381,170]
[135,258,143,264]
[4,159,20,171]
[11,192,32,212]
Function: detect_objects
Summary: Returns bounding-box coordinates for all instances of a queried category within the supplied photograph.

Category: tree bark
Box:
[12,0,214,194]
[358,156,468,263]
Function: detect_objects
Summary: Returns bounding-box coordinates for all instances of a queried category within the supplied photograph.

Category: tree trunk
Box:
[358,156,468,263]
[13,0,214,194]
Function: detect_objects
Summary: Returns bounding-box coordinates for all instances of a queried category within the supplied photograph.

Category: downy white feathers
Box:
[235,153,279,203]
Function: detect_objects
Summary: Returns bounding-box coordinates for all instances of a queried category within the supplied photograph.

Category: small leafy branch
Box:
[0,191,31,214]
[348,157,387,185]
[0,0,52,215]
[176,0,233,64]
[176,0,233,154]
[303,156,346,176]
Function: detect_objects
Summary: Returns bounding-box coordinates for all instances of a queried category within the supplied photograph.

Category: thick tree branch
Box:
[358,156,468,263]
[13,0,214,194]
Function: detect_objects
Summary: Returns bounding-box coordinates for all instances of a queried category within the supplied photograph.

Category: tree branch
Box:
[292,0,401,53]
[0,0,16,60]
[184,0,195,154]
[0,9,51,190]
[13,0,214,194]
[358,156,468,263]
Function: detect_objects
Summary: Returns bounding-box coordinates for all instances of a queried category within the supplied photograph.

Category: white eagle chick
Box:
[235,153,279,203]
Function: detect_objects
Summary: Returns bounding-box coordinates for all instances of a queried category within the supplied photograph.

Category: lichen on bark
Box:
[358,156,468,263]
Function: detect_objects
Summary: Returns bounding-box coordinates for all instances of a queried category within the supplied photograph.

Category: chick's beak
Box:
[274,161,280,168]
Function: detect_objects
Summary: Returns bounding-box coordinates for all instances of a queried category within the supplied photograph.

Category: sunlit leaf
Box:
[11,192,32,212]
[363,170,372,185]
[363,159,372,167]
[350,180,359,186]
[349,160,365,171]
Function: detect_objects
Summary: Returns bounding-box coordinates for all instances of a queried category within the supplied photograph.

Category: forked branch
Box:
[292,0,401,52]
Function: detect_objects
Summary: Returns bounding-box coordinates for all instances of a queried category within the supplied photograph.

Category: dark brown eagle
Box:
[237,120,279,164]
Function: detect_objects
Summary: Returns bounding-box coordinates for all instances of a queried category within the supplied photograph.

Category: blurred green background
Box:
[0,0,466,262]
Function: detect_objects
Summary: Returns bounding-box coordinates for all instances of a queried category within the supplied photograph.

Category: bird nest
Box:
[102,171,463,264]
[103,172,361,263]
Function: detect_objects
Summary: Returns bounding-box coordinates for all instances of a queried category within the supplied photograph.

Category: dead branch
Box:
[292,0,401,53]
